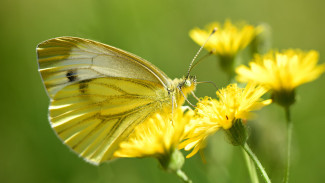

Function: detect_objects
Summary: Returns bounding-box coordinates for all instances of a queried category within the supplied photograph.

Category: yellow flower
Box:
[236,49,325,106]
[190,20,261,57]
[180,83,271,158]
[114,107,194,159]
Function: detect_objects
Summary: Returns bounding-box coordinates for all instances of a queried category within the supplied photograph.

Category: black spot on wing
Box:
[79,80,89,93]
[66,69,77,82]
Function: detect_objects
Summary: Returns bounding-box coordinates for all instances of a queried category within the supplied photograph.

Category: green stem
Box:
[242,148,260,183]
[283,107,292,183]
[176,169,192,183]
[242,143,271,183]
[217,55,236,83]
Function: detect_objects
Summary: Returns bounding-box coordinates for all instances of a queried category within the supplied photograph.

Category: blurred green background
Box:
[1,0,324,182]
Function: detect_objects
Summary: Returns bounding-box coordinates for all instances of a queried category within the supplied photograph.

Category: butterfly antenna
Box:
[187,27,217,77]
[197,81,219,90]
[190,51,213,72]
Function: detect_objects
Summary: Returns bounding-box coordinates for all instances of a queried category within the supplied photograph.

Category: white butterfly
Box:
[37,37,196,164]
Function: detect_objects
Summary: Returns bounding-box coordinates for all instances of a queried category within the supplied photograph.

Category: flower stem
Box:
[218,55,236,82]
[242,148,260,183]
[176,169,192,183]
[283,107,292,183]
[242,143,271,183]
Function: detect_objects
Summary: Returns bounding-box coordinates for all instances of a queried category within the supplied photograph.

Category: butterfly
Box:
[36,37,197,165]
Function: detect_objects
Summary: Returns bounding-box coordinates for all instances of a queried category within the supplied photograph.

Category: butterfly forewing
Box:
[37,37,170,98]
[37,37,174,164]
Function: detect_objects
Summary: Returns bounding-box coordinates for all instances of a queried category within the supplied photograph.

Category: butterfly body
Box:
[37,37,196,164]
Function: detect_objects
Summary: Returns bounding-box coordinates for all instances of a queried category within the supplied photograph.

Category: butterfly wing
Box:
[37,37,170,98]
[37,37,173,164]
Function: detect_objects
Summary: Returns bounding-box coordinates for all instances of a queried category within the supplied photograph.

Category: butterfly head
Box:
[178,75,196,95]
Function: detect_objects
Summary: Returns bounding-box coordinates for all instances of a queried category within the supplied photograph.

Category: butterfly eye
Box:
[185,80,192,87]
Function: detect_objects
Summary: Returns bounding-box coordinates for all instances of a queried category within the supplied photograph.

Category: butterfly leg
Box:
[191,91,201,102]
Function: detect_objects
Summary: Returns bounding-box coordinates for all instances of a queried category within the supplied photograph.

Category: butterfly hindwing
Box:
[49,77,171,164]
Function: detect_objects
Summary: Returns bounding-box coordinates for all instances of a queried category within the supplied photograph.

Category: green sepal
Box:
[218,54,236,79]
[224,119,248,146]
[272,89,296,108]
[158,148,185,173]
